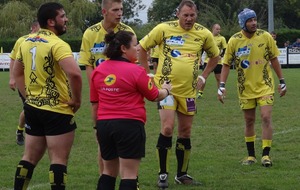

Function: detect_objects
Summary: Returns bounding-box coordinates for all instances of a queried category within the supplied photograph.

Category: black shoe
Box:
[174,174,202,186]
[157,173,168,189]
[16,131,24,145]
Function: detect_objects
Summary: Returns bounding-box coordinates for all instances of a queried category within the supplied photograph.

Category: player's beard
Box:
[54,22,67,36]
[245,25,256,34]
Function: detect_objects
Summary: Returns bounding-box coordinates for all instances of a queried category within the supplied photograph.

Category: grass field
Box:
[0,68,300,190]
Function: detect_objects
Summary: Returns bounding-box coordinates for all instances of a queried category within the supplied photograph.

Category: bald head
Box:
[212,24,221,36]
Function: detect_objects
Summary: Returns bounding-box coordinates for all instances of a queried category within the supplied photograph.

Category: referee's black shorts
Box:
[96,119,146,160]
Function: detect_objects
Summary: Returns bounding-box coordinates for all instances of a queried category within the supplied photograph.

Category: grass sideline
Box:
[0,68,299,190]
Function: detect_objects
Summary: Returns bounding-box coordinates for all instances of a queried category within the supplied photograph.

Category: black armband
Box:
[279,78,285,84]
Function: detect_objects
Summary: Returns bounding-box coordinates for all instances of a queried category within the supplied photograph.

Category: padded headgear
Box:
[238,8,256,30]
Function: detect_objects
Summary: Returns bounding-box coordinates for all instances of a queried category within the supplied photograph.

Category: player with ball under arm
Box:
[217,8,287,167]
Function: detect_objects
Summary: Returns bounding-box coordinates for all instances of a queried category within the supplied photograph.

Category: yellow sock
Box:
[17,126,24,131]
[262,139,272,149]
[245,135,256,142]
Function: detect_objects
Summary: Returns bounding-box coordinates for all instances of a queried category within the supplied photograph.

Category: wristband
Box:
[198,75,206,83]
[147,73,155,78]
[93,126,96,129]
[219,82,225,88]
[279,78,285,84]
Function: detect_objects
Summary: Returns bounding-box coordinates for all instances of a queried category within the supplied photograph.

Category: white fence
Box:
[1,48,300,71]
[0,52,82,71]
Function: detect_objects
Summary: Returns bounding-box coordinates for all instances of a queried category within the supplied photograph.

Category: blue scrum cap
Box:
[238,8,256,30]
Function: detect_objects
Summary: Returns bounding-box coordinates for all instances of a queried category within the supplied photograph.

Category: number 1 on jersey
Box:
[30,46,37,71]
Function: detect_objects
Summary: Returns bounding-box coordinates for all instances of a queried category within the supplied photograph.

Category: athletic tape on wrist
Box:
[198,75,206,83]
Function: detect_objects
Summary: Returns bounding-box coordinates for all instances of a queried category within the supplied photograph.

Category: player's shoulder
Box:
[157,20,179,29]
[193,23,208,31]
[116,22,134,32]
[85,22,102,34]
[255,29,271,37]
[15,34,30,44]
[230,31,243,40]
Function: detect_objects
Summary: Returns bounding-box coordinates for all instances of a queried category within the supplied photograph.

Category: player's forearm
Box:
[9,59,15,79]
[202,56,219,78]
[13,60,26,97]
[85,65,94,86]
[69,74,82,104]
[138,45,151,73]
[220,64,230,83]
[271,57,284,79]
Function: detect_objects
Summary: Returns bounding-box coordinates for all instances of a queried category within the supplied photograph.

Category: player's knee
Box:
[162,126,173,136]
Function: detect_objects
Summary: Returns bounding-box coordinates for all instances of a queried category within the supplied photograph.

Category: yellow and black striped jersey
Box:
[140,20,219,97]
[78,21,135,68]
[223,29,280,99]
[16,29,75,115]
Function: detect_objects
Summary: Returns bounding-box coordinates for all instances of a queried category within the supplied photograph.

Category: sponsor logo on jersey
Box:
[171,49,181,57]
[96,58,105,67]
[26,36,48,43]
[104,74,116,86]
[148,79,154,90]
[241,60,250,69]
[91,42,106,54]
[166,36,185,46]
[25,124,31,130]
[236,46,250,57]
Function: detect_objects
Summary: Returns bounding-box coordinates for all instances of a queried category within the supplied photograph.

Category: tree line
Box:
[0,0,300,49]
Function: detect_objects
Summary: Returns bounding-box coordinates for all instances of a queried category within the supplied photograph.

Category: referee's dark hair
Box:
[104,30,135,59]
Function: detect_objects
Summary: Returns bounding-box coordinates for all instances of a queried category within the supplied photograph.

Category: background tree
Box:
[87,0,146,26]
[0,0,145,38]
[146,0,300,42]
[147,0,181,22]
[0,1,34,38]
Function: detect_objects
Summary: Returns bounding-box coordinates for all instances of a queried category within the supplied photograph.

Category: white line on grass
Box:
[256,127,300,140]
[273,128,300,135]
[4,183,49,190]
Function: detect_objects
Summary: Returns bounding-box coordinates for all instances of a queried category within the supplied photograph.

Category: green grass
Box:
[0,68,300,190]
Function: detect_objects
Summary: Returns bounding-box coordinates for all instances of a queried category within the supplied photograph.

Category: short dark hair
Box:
[104,30,135,59]
[177,0,197,12]
[37,2,64,28]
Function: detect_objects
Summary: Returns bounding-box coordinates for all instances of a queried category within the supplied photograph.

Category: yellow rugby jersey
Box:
[204,34,227,64]
[10,34,30,60]
[139,20,219,97]
[79,21,135,68]
[16,29,75,115]
[223,29,280,99]
[150,45,159,59]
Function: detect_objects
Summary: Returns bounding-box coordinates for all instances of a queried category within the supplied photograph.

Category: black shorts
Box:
[24,103,77,136]
[203,63,222,74]
[96,119,146,160]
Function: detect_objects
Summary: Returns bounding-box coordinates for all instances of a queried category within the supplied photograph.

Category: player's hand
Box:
[217,82,226,104]
[161,80,172,95]
[9,78,16,91]
[66,99,81,113]
[197,75,206,90]
[278,78,287,97]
